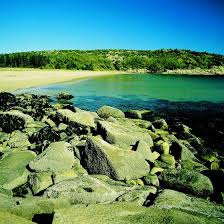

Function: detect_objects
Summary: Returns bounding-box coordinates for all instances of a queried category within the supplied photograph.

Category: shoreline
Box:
[0,69,129,92]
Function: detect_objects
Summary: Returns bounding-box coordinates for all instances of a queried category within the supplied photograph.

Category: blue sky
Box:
[0,0,223,54]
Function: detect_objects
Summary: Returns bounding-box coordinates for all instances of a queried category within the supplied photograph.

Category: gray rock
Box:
[29,141,75,172]
[154,189,224,222]
[160,169,214,196]
[97,105,125,119]
[97,120,153,148]
[84,136,150,180]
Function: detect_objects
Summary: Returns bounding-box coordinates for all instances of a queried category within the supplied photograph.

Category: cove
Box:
[15,74,224,112]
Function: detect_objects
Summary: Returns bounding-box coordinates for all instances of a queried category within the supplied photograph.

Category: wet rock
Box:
[0,151,36,190]
[160,169,214,196]
[97,105,125,119]
[84,136,149,180]
[56,92,74,101]
[97,120,153,148]
[0,92,16,110]
[29,141,75,172]
[0,110,34,133]
[30,126,60,144]
[154,189,224,222]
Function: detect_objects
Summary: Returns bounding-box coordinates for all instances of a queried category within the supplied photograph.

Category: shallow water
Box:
[15,74,224,111]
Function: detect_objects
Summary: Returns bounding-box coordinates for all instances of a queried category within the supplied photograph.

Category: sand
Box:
[0,69,126,92]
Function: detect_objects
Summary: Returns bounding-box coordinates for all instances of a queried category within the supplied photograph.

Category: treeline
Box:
[0,49,223,73]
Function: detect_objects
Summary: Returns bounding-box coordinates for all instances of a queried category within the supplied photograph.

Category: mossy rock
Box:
[160,169,214,196]
[29,141,76,172]
[97,105,125,119]
[0,151,36,190]
[84,136,149,180]
[154,189,224,222]
[98,120,153,148]
[53,202,221,224]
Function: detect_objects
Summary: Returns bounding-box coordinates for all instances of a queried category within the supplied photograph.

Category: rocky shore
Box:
[0,92,224,223]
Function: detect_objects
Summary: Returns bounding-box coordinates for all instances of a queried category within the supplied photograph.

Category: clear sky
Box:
[0,0,223,54]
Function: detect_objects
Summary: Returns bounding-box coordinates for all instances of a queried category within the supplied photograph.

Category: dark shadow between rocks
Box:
[32,213,54,224]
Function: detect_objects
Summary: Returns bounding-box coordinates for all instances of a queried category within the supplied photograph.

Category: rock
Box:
[30,126,60,144]
[0,92,16,110]
[154,189,224,222]
[29,141,75,172]
[44,175,125,203]
[58,123,68,131]
[29,172,53,195]
[150,167,164,174]
[125,109,153,120]
[117,118,152,129]
[84,136,149,180]
[160,141,170,154]
[57,109,95,128]
[117,186,157,205]
[152,119,168,130]
[143,174,160,187]
[56,92,74,100]
[160,169,214,196]
[134,140,152,161]
[7,130,31,149]
[148,151,160,163]
[0,110,34,133]
[0,151,36,190]
[97,105,125,119]
[53,202,221,224]
[160,154,175,167]
[0,192,71,221]
[0,211,35,224]
[97,120,153,148]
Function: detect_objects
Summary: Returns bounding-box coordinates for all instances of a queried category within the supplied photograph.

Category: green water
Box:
[15,74,224,111]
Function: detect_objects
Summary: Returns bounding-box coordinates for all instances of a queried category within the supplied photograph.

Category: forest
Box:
[0,49,223,73]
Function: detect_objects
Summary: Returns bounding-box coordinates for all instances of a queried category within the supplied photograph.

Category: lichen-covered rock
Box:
[84,136,149,180]
[134,140,152,161]
[154,189,224,222]
[160,154,175,167]
[152,119,168,130]
[97,105,125,119]
[160,169,214,196]
[0,110,34,133]
[53,202,221,224]
[29,141,75,172]
[125,109,153,120]
[7,130,31,149]
[57,109,95,129]
[0,211,35,224]
[0,151,36,190]
[97,120,153,148]
[28,172,53,195]
[143,174,160,187]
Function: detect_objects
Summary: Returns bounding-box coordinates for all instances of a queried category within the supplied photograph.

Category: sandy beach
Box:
[0,69,126,92]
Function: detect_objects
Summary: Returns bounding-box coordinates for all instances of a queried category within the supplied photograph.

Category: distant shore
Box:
[0,69,128,91]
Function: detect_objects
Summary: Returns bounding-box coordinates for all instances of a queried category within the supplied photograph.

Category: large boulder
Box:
[160,169,214,196]
[154,189,224,222]
[0,151,36,190]
[44,175,156,205]
[97,120,153,148]
[53,202,221,224]
[84,136,149,180]
[57,109,95,129]
[0,211,34,224]
[97,105,125,119]
[29,141,75,172]
[0,110,34,133]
